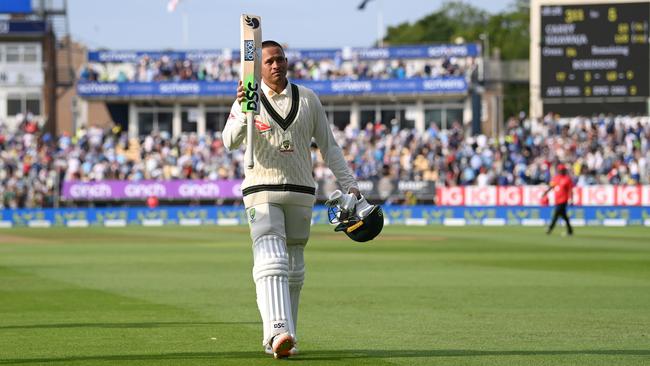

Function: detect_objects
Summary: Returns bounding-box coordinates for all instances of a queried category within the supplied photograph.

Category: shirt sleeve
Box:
[221,100,247,151]
[309,91,359,193]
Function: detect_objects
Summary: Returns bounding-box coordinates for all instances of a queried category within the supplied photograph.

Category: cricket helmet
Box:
[328,204,384,242]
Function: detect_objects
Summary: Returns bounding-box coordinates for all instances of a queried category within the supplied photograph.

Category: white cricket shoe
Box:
[265,345,298,356]
[270,333,295,359]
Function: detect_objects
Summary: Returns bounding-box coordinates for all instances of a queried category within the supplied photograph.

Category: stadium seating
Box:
[1,112,648,208]
[78,48,474,82]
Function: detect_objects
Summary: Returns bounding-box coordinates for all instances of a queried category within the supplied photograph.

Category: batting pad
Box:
[253,235,295,345]
[287,245,305,333]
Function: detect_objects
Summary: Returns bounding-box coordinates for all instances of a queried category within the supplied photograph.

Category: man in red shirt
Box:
[542,164,574,236]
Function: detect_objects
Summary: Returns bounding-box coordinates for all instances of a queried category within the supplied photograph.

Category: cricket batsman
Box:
[222,40,381,358]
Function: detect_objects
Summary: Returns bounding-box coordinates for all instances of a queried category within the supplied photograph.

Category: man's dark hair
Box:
[262,40,284,51]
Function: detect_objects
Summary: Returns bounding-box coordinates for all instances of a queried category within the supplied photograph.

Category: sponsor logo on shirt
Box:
[254,115,271,133]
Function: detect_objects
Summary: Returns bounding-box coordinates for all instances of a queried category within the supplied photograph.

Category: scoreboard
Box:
[541,2,650,99]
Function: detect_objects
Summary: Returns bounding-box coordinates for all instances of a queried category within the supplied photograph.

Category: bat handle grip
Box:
[245,112,254,169]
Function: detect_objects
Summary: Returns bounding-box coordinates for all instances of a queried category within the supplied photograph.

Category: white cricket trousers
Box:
[247,203,312,346]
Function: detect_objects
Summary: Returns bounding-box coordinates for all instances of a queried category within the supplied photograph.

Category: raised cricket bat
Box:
[240,14,262,169]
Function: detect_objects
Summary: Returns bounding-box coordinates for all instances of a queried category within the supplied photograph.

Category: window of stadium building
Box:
[23,45,38,63]
[0,44,39,63]
[206,109,229,133]
[446,109,463,127]
[425,109,443,129]
[425,107,463,130]
[138,111,172,136]
[25,96,40,115]
[322,104,351,130]
[360,109,377,127]
[331,111,350,130]
[7,97,22,116]
[6,94,40,116]
[5,45,19,63]
[181,106,200,133]
[360,105,415,129]
[381,108,413,129]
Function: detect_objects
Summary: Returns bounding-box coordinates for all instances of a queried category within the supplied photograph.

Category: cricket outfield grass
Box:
[1,225,649,365]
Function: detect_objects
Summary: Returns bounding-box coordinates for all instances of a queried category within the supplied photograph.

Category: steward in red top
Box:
[542,164,574,236]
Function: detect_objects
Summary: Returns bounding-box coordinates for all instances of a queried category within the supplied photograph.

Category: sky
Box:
[68,0,512,50]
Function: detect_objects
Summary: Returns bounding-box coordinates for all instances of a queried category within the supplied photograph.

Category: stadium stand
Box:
[78,50,474,82]
[1,112,648,208]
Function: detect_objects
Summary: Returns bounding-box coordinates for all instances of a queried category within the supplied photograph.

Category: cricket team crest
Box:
[279,139,294,152]
[248,207,256,223]
[279,130,294,153]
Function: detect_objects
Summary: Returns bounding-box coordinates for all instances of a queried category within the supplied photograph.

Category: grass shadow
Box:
[0,321,258,331]
[2,349,649,364]
[302,348,650,361]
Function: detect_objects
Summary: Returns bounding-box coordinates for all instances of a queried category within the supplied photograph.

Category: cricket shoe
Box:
[269,333,295,359]
[265,345,298,356]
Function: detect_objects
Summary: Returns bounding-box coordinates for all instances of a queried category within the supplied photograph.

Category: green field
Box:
[1,225,649,366]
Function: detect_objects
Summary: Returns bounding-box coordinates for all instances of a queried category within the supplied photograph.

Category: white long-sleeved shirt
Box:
[223,80,358,208]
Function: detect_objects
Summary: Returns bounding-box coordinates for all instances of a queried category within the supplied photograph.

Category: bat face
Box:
[240,14,262,113]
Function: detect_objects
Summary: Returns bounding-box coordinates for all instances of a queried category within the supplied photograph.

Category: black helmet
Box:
[330,205,384,242]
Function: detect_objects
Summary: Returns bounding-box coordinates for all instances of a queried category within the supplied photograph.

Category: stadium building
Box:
[0,19,48,130]
[0,0,75,135]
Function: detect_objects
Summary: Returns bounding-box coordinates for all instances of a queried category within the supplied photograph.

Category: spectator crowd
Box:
[1,113,649,208]
[319,113,649,187]
[78,54,474,83]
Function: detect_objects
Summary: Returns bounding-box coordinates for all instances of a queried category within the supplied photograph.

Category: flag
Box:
[167,0,180,12]
[357,0,373,10]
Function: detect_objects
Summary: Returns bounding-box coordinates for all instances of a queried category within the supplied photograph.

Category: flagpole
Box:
[377,0,384,47]
[182,12,189,47]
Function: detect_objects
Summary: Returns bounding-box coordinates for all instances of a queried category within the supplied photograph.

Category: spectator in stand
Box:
[79,64,99,81]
